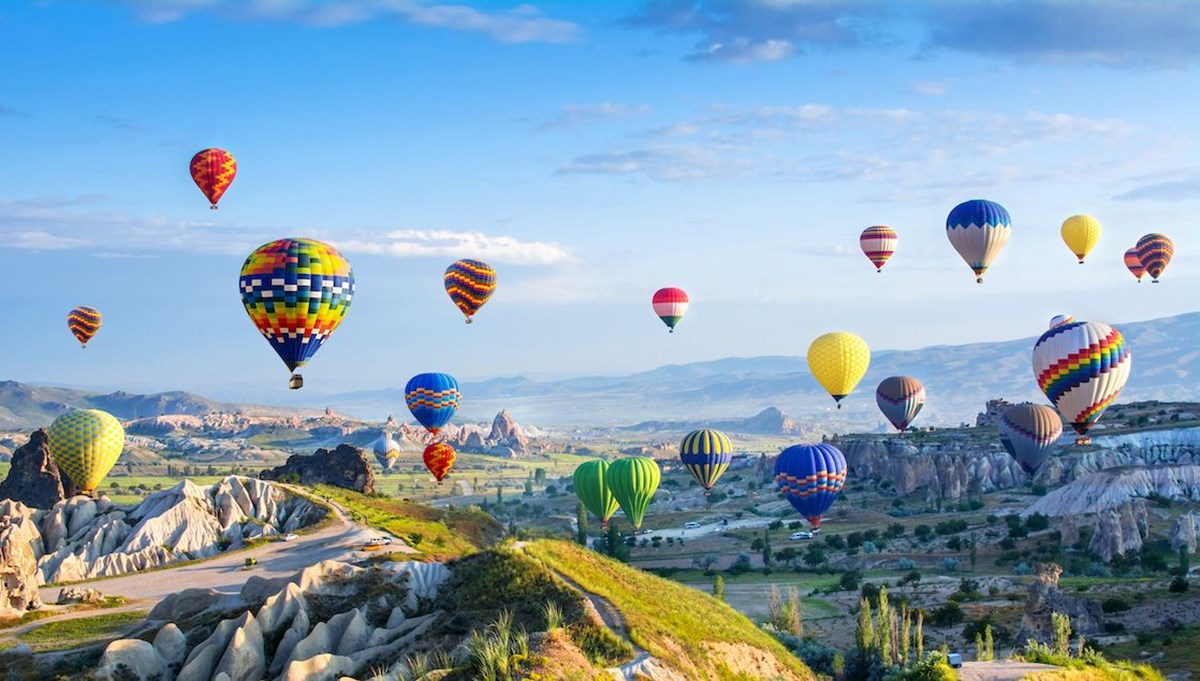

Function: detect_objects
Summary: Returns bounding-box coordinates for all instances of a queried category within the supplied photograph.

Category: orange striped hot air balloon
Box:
[1124,247,1146,282]
[67,306,102,348]
[423,443,456,483]
[1136,233,1174,283]
[190,148,237,209]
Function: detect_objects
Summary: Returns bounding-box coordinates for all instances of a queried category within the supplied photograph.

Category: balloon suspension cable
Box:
[877,269,882,274]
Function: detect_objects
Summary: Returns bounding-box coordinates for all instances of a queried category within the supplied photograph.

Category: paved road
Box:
[957,661,1059,681]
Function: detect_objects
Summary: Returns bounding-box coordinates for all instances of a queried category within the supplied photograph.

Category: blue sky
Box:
[1,0,1197,403]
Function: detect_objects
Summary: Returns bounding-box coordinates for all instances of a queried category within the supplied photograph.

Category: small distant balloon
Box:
[574,460,620,527]
[190,148,237,209]
[859,226,898,273]
[1124,247,1146,283]
[1060,215,1101,264]
[47,409,125,494]
[998,404,1063,475]
[652,288,689,333]
[444,259,496,323]
[946,199,1011,283]
[1136,233,1174,283]
[605,457,660,530]
[875,376,925,433]
[679,429,734,493]
[423,443,456,483]
[373,434,401,471]
[1049,314,1074,329]
[68,306,102,349]
[807,332,871,408]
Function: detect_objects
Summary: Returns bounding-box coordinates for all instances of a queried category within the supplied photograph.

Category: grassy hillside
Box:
[525,539,814,680]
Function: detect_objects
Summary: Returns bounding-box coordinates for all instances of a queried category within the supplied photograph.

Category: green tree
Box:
[713,574,725,602]
[575,502,589,546]
[762,529,773,568]
[524,474,534,496]
[969,533,978,572]
[1051,612,1071,657]
[534,468,546,485]
[496,485,503,504]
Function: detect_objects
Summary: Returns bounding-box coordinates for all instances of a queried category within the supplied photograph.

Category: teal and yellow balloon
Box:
[46,409,125,494]
[573,460,620,527]
[605,457,660,530]
[679,429,733,494]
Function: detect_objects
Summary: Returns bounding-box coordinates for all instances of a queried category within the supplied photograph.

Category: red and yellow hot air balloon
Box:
[859,226,897,273]
[190,148,237,209]
[67,306,102,349]
[1124,247,1146,282]
[423,443,456,483]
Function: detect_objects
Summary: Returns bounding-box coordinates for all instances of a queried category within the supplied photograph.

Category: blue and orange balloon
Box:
[405,372,461,435]
[444,259,496,323]
[774,444,847,530]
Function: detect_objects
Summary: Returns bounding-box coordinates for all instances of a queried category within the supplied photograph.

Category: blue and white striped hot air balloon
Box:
[946,199,1011,284]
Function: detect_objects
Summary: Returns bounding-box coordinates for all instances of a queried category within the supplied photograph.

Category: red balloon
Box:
[423,443,456,483]
[190,148,237,209]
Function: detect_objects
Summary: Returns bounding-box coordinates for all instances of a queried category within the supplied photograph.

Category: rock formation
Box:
[260,444,375,494]
[841,438,1027,501]
[1086,501,1149,562]
[1170,511,1197,555]
[0,500,42,618]
[1015,563,1103,645]
[1024,465,1200,517]
[0,429,78,508]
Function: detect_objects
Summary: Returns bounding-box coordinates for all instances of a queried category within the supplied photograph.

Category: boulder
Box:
[153,622,188,670]
[260,444,375,494]
[0,429,78,508]
[0,506,42,617]
[258,581,309,636]
[1171,511,1197,555]
[282,653,356,681]
[213,615,266,681]
[148,588,223,622]
[97,639,168,681]
[1087,501,1148,562]
[57,586,104,604]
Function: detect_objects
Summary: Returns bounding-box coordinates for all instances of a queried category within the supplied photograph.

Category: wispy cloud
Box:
[537,103,650,131]
[105,0,580,44]
[909,80,948,96]
[1114,178,1200,202]
[332,229,572,264]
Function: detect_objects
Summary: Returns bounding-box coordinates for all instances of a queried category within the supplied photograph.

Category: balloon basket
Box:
[210,205,218,210]
[465,318,473,324]
[1074,436,1092,446]
[289,374,304,390]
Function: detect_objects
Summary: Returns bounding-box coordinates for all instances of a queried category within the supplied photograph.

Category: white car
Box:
[283,533,299,542]
[369,536,393,545]
[683,522,701,530]
[789,531,814,541]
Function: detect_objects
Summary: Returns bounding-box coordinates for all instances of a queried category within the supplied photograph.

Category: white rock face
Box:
[281,653,355,681]
[1024,465,1200,517]
[97,639,168,681]
[153,622,188,670]
[1171,511,1197,554]
[213,616,266,681]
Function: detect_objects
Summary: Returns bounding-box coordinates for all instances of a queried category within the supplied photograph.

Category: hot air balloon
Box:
[574,460,620,527]
[190,148,237,209]
[679,429,733,494]
[68,306,102,349]
[652,287,689,333]
[807,332,871,408]
[998,404,1063,475]
[946,199,1011,283]
[1136,233,1174,283]
[774,443,846,531]
[1049,314,1074,329]
[46,409,124,494]
[875,376,925,433]
[1032,320,1131,445]
[423,443,456,483]
[605,457,660,530]
[859,226,898,273]
[373,433,401,471]
[1124,247,1146,282]
[239,238,354,389]
[1060,215,1101,264]
[405,373,461,435]
[444,259,497,323]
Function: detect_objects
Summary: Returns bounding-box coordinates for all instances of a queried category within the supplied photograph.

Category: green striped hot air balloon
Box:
[605,457,660,530]
[573,460,620,526]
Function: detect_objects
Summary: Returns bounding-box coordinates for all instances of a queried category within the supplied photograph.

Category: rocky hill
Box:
[1024,465,1200,518]
[623,406,809,436]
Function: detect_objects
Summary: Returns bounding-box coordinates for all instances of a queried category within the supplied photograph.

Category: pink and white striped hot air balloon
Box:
[652,287,689,333]
[859,225,898,273]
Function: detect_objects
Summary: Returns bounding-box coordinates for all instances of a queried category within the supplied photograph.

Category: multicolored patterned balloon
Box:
[68,306,102,349]
[423,443,456,482]
[1049,314,1074,329]
[875,376,925,433]
[574,460,620,526]
[605,457,660,530]
[373,433,401,471]
[190,148,237,209]
[444,259,496,323]
[1124,247,1146,282]
[239,238,354,387]
[1060,214,1101,264]
[47,409,125,493]
[405,372,461,435]
[998,404,1063,475]
[946,199,1011,283]
[652,287,689,333]
[774,443,846,530]
[807,332,871,408]
[679,429,733,492]
[1136,233,1174,283]
[859,225,898,273]
[1032,320,1131,443]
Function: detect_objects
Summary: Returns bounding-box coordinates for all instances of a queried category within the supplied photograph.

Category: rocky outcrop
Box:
[56,586,103,604]
[842,438,1027,501]
[260,444,375,494]
[1171,512,1197,554]
[97,639,168,681]
[1,501,42,618]
[1086,501,1149,562]
[0,429,78,508]
[487,409,531,454]
[125,414,204,436]
[1015,563,1103,645]
[1024,465,1200,517]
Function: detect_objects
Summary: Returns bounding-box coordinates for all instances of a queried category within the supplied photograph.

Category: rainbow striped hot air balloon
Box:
[1136,233,1174,283]
[1032,320,1131,445]
[444,259,497,323]
[998,404,1063,475]
[405,372,461,435]
[190,148,237,209]
[679,429,733,494]
[774,444,847,531]
[946,199,1011,283]
[67,306,102,349]
[652,287,688,333]
[1124,247,1146,282]
[875,376,925,433]
[859,225,898,273]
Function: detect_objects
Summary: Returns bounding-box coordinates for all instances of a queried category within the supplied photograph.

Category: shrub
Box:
[929,601,964,626]
[839,569,862,591]
[914,525,933,541]
[728,552,753,575]
[896,557,916,570]
[1025,513,1050,532]
[941,557,959,572]
[1013,562,1034,576]
[1169,576,1189,593]
[1100,597,1130,614]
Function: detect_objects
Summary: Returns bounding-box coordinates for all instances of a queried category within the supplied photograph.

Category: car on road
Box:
[946,653,963,668]
[368,536,392,545]
[283,533,299,542]
[683,522,701,529]
[789,531,814,540]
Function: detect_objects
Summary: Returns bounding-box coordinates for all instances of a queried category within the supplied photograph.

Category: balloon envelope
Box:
[373,434,401,471]
[774,444,847,529]
[1124,247,1146,282]
[444,259,497,323]
[605,457,660,529]
[875,376,925,433]
[859,226,898,272]
[239,238,354,378]
[652,288,689,332]
[998,404,1063,475]
[946,199,1011,283]
[405,373,461,435]
[68,306,102,348]
[573,460,620,526]
[47,409,125,493]
[423,443,456,482]
[1136,233,1174,282]
[1049,314,1074,329]
[807,332,871,407]
[1032,320,1131,440]
[190,148,237,209]
[1060,215,1101,264]
[679,429,733,491]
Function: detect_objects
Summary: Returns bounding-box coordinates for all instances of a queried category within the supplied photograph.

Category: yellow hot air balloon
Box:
[1061,215,1101,264]
[46,409,125,494]
[807,332,871,409]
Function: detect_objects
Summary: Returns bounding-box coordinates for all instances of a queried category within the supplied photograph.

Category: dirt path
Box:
[957,661,1059,681]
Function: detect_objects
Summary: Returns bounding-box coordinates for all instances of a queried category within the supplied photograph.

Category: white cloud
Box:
[332,229,572,264]
[909,80,948,95]
[538,103,651,131]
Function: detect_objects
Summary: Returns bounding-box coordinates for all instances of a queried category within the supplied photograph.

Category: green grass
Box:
[315,485,503,558]
[19,611,146,652]
[1101,625,1200,676]
[525,539,814,680]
